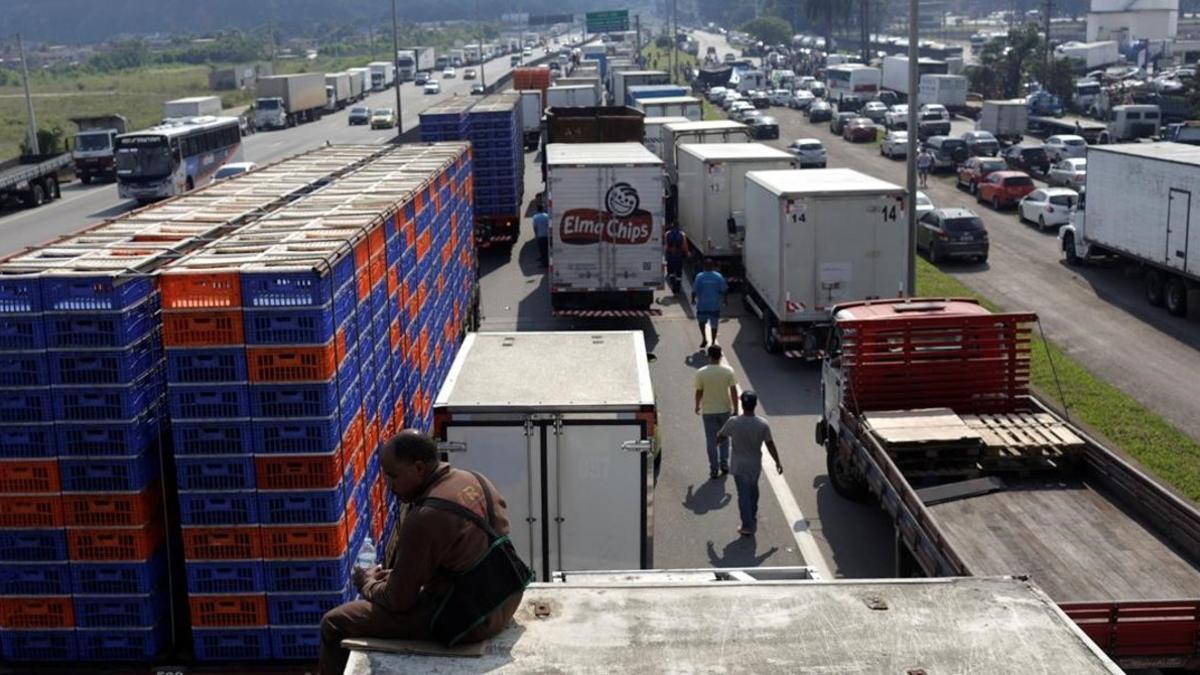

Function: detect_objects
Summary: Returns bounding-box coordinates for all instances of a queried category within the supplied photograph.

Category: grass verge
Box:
[917,258,1200,502]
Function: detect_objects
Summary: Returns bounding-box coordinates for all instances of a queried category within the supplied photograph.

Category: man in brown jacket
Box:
[318,430,523,675]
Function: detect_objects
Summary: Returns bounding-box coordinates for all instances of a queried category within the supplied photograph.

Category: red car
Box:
[843,117,877,142]
[976,171,1036,210]
[956,156,1008,194]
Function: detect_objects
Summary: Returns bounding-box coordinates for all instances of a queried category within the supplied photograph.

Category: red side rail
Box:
[1062,600,1200,667]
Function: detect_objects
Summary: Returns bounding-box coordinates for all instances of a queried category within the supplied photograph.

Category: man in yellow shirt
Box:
[694,345,739,480]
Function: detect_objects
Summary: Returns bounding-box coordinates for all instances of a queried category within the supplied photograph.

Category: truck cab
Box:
[70,114,128,184]
[1027,91,1064,117]
[254,97,287,130]
[324,85,337,112]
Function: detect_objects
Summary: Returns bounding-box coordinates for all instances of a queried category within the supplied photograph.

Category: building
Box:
[208,62,273,91]
[1087,0,1178,42]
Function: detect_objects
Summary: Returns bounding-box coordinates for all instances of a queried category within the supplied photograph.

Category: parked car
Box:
[830,111,857,135]
[463,68,478,80]
[213,161,257,180]
[917,111,951,140]
[807,100,833,122]
[443,67,456,79]
[960,130,1000,157]
[885,104,908,130]
[348,106,371,125]
[471,83,486,95]
[1046,158,1087,189]
[730,101,756,120]
[918,207,989,263]
[862,101,888,123]
[788,138,826,167]
[750,91,771,109]
[721,92,743,110]
[370,108,397,129]
[919,103,951,120]
[874,90,901,108]
[925,135,968,171]
[880,130,908,158]
[738,109,764,124]
[415,72,429,86]
[797,76,816,90]
[915,191,935,220]
[837,95,864,113]
[708,86,727,102]
[768,89,792,106]
[977,170,1036,209]
[789,89,815,110]
[1044,134,1087,162]
[1018,187,1079,229]
[424,80,441,95]
[843,117,877,142]
[749,116,780,140]
[956,156,1009,193]
[809,82,827,98]
[1002,144,1050,174]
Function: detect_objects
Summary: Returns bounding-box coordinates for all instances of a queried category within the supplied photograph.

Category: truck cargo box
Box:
[543,106,644,145]
[626,84,688,107]
[638,95,703,121]
[642,116,690,159]
[661,120,751,185]
[162,96,223,120]
[547,84,601,108]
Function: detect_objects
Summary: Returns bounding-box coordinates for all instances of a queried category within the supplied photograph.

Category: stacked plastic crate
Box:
[467,92,525,234]
[418,99,475,143]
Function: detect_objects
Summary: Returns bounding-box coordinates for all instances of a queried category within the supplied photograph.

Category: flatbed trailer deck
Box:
[1028,114,1107,143]
[0,153,70,208]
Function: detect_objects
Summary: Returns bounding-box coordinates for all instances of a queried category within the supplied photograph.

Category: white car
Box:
[213,161,258,180]
[1046,158,1087,189]
[880,130,909,158]
[721,92,744,110]
[424,79,441,94]
[789,89,815,110]
[787,138,826,168]
[443,67,456,79]
[768,88,792,106]
[1018,187,1079,229]
[736,107,763,123]
[915,191,935,219]
[708,86,727,102]
[885,104,909,129]
[797,76,816,90]
[1044,134,1087,161]
[919,103,950,121]
[729,100,755,118]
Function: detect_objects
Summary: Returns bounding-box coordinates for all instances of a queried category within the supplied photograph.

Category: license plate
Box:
[961,235,974,242]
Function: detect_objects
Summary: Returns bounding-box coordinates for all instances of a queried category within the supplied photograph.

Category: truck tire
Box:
[46,177,59,200]
[826,447,870,502]
[1165,276,1188,318]
[185,177,195,193]
[24,184,45,208]
[762,314,781,354]
[1062,232,1082,266]
[1145,269,1166,307]
[80,174,92,186]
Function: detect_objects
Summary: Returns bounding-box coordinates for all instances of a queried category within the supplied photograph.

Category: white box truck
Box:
[918,74,968,112]
[324,72,352,111]
[638,96,703,121]
[613,70,669,110]
[642,116,690,159]
[519,90,543,149]
[547,84,600,109]
[677,143,795,279]
[545,143,665,314]
[555,76,603,105]
[881,56,949,98]
[1055,41,1121,70]
[397,46,436,81]
[979,100,1028,145]
[368,61,396,90]
[1061,142,1200,317]
[346,68,368,102]
[254,74,326,130]
[434,330,657,581]
[450,49,466,68]
[661,120,751,186]
[743,169,908,356]
[162,96,222,120]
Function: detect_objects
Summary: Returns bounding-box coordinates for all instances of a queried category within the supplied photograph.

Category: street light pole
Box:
[478,0,487,89]
[391,0,404,137]
[905,0,919,296]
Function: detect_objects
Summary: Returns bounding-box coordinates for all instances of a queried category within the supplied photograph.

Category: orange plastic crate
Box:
[261,517,349,559]
[365,418,380,455]
[386,265,399,297]
[368,253,386,289]
[182,526,261,559]
[254,453,341,491]
[68,517,164,561]
[161,272,241,309]
[62,482,160,527]
[367,225,385,258]
[246,343,339,382]
[1,597,74,629]
[189,594,269,628]
[416,231,431,263]
[0,460,60,493]
[389,319,401,351]
[0,494,64,528]
[162,310,244,346]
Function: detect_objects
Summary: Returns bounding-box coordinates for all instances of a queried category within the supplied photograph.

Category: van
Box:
[924,135,968,170]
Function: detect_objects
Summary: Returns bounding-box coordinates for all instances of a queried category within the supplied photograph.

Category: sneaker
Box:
[709,469,719,480]
[737,527,755,536]
[720,463,729,475]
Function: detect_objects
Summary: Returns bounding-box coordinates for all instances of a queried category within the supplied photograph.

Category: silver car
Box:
[880,130,909,158]
[1046,158,1087,189]
[788,138,826,168]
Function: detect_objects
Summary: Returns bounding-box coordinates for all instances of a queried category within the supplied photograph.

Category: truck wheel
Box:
[46,177,59,200]
[1165,276,1188,317]
[1145,269,1166,307]
[185,177,195,192]
[80,174,92,186]
[1063,233,1082,266]
[24,184,45,208]
[762,316,781,354]
[826,448,870,502]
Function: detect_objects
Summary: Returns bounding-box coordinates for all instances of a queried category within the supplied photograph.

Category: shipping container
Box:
[163,96,223,120]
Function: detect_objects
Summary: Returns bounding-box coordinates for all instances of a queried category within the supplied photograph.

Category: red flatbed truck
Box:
[816,298,1200,671]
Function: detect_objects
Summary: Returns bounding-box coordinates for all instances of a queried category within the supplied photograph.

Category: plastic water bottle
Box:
[356,536,377,571]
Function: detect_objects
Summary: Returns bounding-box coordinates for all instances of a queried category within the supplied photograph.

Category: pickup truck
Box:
[817,298,1200,671]
[0,153,70,208]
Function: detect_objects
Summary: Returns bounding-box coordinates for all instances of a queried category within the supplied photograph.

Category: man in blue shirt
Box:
[663,221,688,293]
[692,257,728,348]
[532,204,550,267]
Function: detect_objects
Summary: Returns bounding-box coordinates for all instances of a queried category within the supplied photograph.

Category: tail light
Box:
[936,231,949,240]
[1044,205,1054,213]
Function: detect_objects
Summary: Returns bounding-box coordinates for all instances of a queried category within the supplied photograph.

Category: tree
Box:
[741,16,793,46]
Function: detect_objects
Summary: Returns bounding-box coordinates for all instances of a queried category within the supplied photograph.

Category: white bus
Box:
[825,64,881,103]
[115,116,243,203]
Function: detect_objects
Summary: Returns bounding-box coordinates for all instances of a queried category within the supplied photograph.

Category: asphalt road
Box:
[692,30,1200,447]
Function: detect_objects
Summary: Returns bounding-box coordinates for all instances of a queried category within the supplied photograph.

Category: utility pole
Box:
[671,0,678,85]
[635,15,642,67]
[905,0,918,296]
[478,0,487,89]
[17,33,38,156]
[267,3,277,71]
[861,0,870,64]
[1043,0,1053,76]
[391,0,403,137]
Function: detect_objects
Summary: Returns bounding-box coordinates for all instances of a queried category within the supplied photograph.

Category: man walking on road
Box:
[692,257,728,348]
[695,344,739,480]
[718,391,783,536]
[916,147,932,188]
[532,203,550,267]
[664,221,688,293]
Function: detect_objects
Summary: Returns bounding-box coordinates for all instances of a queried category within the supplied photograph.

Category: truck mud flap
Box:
[552,308,663,318]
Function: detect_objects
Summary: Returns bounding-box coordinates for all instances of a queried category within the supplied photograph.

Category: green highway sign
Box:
[586,10,629,33]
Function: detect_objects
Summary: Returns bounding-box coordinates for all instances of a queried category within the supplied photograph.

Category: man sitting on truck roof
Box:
[318,431,530,674]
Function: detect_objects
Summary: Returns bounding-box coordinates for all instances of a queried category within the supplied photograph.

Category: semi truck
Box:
[817,297,1200,671]
[368,61,396,91]
[254,73,326,130]
[434,330,658,581]
[69,114,128,184]
[0,152,70,208]
[519,90,543,149]
[464,45,481,65]
[676,143,795,281]
[450,49,466,67]
[323,72,353,112]
[1061,142,1200,317]
[742,169,908,357]
[544,142,664,315]
[162,96,222,119]
[396,47,436,81]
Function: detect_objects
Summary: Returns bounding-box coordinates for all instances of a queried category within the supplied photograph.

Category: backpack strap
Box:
[415,472,499,540]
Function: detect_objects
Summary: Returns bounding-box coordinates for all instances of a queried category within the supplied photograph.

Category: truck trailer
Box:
[323,72,353,111]
[917,74,968,113]
[162,96,222,120]
[641,116,690,160]
[368,61,396,91]
[396,46,436,81]
[69,114,128,184]
[978,100,1029,145]
[519,90,543,149]
[638,96,703,121]
[0,153,70,209]
[1061,142,1200,317]
[880,56,948,98]
[613,70,669,111]
[346,68,369,101]
[661,120,751,186]
[254,73,326,130]
[742,169,908,356]
[546,84,600,109]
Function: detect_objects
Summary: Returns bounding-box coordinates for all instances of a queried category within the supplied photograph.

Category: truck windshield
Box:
[257,99,281,110]
[75,133,111,152]
[115,141,173,179]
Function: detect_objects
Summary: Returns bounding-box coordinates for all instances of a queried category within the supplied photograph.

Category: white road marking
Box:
[761,449,833,580]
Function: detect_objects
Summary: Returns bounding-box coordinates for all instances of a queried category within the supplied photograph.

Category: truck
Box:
[546,84,600,109]
[396,47,436,81]
[0,153,70,208]
[626,84,688,108]
[641,116,689,160]
[978,100,1028,145]
[433,330,658,580]
[661,120,751,187]
[545,143,664,315]
[162,96,222,120]
[613,70,670,110]
[543,106,644,146]
[346,68,369,101]
[449,49,465,67]
[555,76,603,104]
[917,74,968,113]
[742,169,908,356]
[638,96,703,121]
[816,297,1200,670]
[519,90,543,149]
[254,73,326,130]
[1055,40,1121,70]
[880,56,948,98]
[69,114,128,184]
[464,45,481,65]
[1060,142,1200,317]
[368,61,396,91]
[677,144,795,281]
[435,54,449,71]
[323,72,353,112]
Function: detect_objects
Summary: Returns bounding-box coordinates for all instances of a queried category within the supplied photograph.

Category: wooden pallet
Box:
[865,408,985,460]
[960,412,1085,460]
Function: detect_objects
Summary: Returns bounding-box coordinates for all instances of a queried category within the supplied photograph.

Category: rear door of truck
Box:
[604,165,663,292]
[550,165,605,292]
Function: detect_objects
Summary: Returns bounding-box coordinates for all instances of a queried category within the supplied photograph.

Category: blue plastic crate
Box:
[60,450,159,492]
[56,413,160,457]
[333,281,357,328]
[54,375,162,422]
[0,562,72,595]
[175,455,256,491]
[178,490,259,525]
[257,485,346,524]
[43,296,158,349]
[73,586,169,628]
[71,549,167,594]
[168,383,250,419]
[0,313,45,350]
[242,307,337,345]
[337,345,360,393]
[172,419,254,455]
[252,415,340,455]
[250,381,339,418]
[192,628,271,662]
[262,554,350,593]
[166,348,248,384]
[48,339,160,386]
[355,304,372,345]
[0,423,56,458]
[270,626,320,660]
[76,623,168,661]
[0,387,54,423]
[241,269,337,309]
[0,529,68,562]
[267,585,354,625]
[0,351,50,387]
[185,560,264,594]
[0,275,41,314]
[386,234,402,266]
[370,282,386,317]
[41,275,153,312]
[0,629,77,662]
